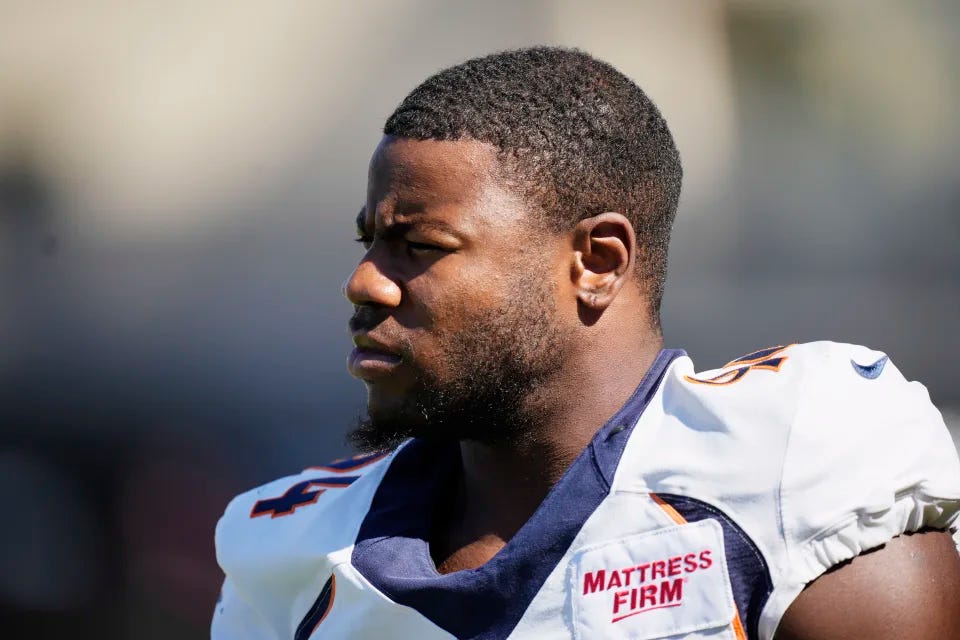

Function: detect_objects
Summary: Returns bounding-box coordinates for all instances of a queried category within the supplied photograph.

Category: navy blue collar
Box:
[351,349,684,640]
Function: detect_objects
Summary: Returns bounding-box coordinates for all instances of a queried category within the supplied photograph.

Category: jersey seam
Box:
[590,444,612,492]
[775,351,808,573]
[760,345,809,640]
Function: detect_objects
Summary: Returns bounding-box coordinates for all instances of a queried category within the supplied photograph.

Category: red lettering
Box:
[651,560,666,580]
[630,586,638,610]
[636,562,650,582]
[613,590,629,615]
[683,553,698,572]
[660,578,683,604]
[607,570,623,589]
[638,584,658,608]
[621,567,635,585]
[667,556,682,576]
[699,550,713,569]
[583,570,606,595]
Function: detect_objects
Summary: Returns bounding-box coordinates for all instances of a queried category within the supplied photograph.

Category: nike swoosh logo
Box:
[851,355,888,379]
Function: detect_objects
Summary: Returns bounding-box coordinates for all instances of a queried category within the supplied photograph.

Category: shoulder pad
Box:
[215,450,395,586]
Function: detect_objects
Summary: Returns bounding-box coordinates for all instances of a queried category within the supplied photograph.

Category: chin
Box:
[365,390,415,426]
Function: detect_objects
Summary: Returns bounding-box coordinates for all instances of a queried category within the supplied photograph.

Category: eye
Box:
[406,240,440,255]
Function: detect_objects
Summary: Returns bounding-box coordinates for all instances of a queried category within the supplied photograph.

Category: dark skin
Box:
[345,136,960,638]
[778,529,960,639]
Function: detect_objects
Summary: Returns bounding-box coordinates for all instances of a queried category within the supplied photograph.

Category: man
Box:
[213,47,960,639]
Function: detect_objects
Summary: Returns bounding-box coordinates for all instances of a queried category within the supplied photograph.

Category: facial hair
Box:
[347,274,569,453]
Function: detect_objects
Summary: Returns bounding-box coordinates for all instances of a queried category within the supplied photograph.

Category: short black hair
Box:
[384,46,682,325]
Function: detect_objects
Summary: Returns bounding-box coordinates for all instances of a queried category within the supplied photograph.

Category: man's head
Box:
[345,47,681,451]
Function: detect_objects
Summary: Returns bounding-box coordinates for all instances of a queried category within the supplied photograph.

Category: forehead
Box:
[364,136,525,228]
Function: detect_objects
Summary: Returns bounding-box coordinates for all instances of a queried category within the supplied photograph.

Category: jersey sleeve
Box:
[211,576,278,640]
[760,342,960,638]
[211,450,395,639]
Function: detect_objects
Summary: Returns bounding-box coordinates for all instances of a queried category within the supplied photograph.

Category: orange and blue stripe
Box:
[650,492,770,640]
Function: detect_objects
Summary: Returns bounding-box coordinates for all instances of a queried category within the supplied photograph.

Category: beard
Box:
[347,275,570,453]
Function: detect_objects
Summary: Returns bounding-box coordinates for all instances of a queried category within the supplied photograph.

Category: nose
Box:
[343,258,402,308]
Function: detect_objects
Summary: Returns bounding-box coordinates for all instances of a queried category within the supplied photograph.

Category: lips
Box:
[348,334,403,380]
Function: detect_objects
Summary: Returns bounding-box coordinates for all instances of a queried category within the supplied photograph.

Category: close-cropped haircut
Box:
[384,46,682,325]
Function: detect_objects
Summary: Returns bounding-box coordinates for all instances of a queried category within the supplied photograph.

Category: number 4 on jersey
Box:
[249,451,387,518]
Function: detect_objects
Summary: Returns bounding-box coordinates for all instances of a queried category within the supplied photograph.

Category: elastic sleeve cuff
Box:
[758,486,960,640]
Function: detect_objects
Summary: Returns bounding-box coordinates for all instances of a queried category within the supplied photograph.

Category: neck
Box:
[433,322,664,573]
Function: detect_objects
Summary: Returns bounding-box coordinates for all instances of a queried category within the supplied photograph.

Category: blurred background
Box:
[1,0,957,637]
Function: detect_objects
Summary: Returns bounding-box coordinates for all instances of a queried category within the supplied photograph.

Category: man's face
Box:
[344,136,572,451]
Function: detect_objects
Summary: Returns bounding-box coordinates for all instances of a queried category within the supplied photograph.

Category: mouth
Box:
[348,335,403,380]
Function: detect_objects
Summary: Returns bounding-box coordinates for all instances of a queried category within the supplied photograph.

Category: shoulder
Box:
[215,450,396,582]
[664,340,947,442]
[675,340,903,396]
[645,341,932,479]
[667,340,959,529]
[631,341,960,639]
[212,450,400,638]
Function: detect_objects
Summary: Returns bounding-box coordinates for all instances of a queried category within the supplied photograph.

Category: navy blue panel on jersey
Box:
[352,349,684,640]
[655,494,773,640]
[730,345,787,364]
[294,574,336,640]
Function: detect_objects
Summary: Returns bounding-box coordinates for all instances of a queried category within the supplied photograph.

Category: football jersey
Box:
[212,342,960,640]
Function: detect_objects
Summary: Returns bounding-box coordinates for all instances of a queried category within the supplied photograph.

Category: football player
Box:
[213,47,960,639]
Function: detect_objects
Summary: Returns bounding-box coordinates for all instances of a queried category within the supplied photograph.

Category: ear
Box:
[571,212,636,311]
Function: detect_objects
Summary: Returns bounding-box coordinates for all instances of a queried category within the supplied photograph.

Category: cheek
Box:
[403,280,501,363]
[403,247,548,340]
[405,265,499,329]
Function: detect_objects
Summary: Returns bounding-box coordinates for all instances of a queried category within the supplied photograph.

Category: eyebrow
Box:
[399,217,460,235]
[354,208,461,238]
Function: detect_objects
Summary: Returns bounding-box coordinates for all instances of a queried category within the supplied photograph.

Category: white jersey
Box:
[213,342,960,640]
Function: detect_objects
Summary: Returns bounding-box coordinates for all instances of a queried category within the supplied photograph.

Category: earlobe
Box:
[571,212,636,311]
